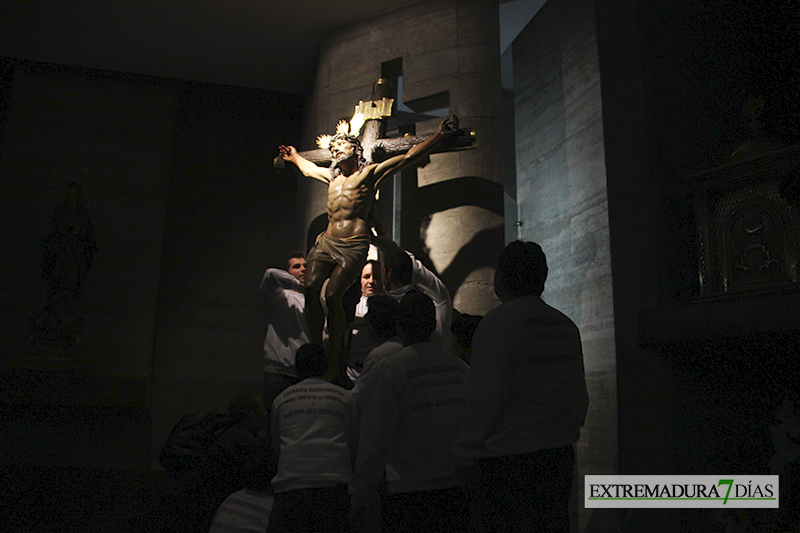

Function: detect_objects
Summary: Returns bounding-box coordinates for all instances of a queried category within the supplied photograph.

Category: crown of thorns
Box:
[316,113,366,150]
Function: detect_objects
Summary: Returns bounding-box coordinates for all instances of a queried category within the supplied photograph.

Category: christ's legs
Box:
[325,264,359,385]
[304,259,334,345]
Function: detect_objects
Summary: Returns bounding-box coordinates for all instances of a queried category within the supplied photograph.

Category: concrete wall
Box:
[0,59,305,469]
[298,0,505,315]
[149,82,305,468]
[1,62,175,379]
[511,0,617,529]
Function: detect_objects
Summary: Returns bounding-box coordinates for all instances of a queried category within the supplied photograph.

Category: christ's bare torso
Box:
[326,166,377,239]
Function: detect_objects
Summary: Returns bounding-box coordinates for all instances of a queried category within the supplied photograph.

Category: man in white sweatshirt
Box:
[260,251,310,411]
[349,291,469,533]
[268,343,358,533]
[373,234,453,352]
[452,241,589,533]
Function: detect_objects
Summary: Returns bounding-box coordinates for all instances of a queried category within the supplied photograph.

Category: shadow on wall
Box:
[417,176,504,217]
[427,224,505,299]
[416,176,505,301]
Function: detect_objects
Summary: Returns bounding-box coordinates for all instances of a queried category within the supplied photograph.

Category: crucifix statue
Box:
[276,78,473,385]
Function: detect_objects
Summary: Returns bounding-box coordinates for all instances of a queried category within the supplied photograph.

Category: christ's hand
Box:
[278,145,298,162]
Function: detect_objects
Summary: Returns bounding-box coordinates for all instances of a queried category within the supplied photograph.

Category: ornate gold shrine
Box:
[684,144,800,299]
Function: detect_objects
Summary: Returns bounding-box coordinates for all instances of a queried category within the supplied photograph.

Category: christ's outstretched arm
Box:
[278,144,331,183]
[372,115,458,188]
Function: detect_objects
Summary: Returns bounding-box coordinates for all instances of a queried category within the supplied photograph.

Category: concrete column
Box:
[512,0,618,529]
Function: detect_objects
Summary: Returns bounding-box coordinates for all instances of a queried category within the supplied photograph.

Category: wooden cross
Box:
[273,78,475,172]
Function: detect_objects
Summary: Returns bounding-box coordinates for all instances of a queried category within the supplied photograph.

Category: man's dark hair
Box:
[329,134,368,177]
[286,250,306,268]
[497,240,548,297]
[365,295,400,339]
[398,290,436,344]
[451,313,483,348]
[363,259,381,273]
[384,251,413,287]
[295,343,328,378]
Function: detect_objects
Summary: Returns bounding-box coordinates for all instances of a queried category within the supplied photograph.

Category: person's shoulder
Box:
[438,345,470,370]
[396,340,451,362]
[374,337,403,352]
[419,339,450,354]
[412,342,469,372]
[304,377,350,394]
[479,297,541,330]
[372,343,420,375]
[481,299,520,322]
[383,343,415,362]
[285,376,319,391]
[319,381,358,406]
[537,298,579,327]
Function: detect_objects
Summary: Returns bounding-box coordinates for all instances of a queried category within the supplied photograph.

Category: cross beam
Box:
[273,78,475,172]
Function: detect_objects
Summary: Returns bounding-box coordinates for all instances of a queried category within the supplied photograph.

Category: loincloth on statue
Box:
[307,232,371,280]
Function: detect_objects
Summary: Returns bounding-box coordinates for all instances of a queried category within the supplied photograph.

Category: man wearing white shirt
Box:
[269,343,358,533]
[452,241,589,533]
[350,291,469,533]
[260,252,310,410]
[373,234,453,352]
